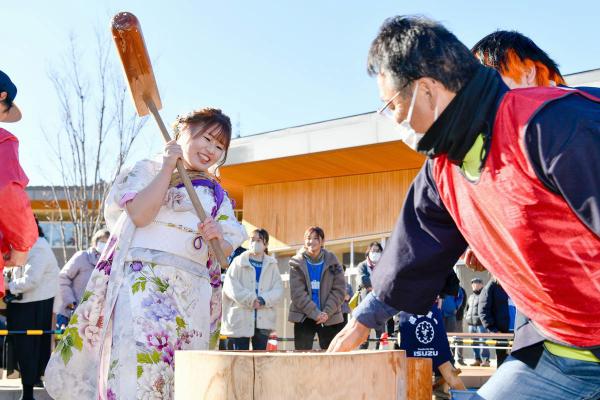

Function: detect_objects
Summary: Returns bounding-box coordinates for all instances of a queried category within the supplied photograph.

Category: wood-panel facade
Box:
[242,169,420,248]
[220,141,425,208]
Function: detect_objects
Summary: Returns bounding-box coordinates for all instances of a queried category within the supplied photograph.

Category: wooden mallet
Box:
[111,11,229,268]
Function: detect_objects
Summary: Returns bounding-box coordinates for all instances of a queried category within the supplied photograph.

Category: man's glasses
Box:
[378,91,401,120]
[377,80,419,122]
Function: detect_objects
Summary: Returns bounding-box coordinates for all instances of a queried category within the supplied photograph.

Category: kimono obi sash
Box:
[130,207,207,265]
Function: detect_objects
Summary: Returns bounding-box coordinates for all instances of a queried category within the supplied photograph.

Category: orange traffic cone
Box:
[266,332,278,352]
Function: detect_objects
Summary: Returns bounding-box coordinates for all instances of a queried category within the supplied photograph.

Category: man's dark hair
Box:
[367,16,480,94]
[471,30,564,84]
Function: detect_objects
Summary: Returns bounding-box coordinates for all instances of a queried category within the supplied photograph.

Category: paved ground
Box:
[0,377,51,400]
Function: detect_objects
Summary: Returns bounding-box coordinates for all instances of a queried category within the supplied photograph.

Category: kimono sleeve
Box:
[104,159,160,229]
[215,194,248,250]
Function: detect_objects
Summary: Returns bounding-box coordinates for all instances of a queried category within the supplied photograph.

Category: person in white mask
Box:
[357,242,383,295]
[379,82,420,150]
[221,228,283,350]
[329,16,600,400]
[378,80,442,151]
[356,242,386,349]
[57,228,110,328]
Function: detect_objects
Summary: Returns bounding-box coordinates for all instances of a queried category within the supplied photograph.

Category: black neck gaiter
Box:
[416,66,505,165]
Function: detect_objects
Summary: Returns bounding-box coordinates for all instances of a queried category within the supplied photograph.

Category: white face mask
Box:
[394,81,424,151]
[96,241,106,254]
[369,251,381,263]
[250,241,265,255]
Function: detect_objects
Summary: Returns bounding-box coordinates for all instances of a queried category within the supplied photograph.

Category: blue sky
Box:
[3,0,599,185]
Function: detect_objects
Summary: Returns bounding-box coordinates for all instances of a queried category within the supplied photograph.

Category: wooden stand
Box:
[175,350,432,400]
[407,357,433,400]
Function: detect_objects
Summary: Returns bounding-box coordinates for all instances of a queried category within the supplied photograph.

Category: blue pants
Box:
[472,350,600,399]
[468,325,490,361]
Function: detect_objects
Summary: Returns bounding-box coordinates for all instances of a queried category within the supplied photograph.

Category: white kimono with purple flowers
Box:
[44,159,247,400]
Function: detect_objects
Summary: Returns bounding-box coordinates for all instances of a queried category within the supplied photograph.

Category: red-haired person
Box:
[465,30,599,272]
[472,30,566,89]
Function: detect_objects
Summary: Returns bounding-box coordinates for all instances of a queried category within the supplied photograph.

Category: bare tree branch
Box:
[45,32,146,253]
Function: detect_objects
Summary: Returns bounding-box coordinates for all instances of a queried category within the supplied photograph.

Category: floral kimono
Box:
[45,159,247,400]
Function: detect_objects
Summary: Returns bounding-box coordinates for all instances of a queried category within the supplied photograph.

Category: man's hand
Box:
[4,249,28,267]
[464,249,486,272]
[327,317,370,352]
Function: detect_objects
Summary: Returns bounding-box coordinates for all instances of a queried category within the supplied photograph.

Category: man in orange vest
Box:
[463,30,569,272]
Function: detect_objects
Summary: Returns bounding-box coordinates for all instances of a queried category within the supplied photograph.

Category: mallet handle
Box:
[146,98,230,268]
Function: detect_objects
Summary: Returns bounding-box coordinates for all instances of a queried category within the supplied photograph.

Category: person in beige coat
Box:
[288,226,346,350]
[222,229,283,350]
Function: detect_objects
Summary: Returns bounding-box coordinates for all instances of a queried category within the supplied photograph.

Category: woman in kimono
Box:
[45,108,247,400]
